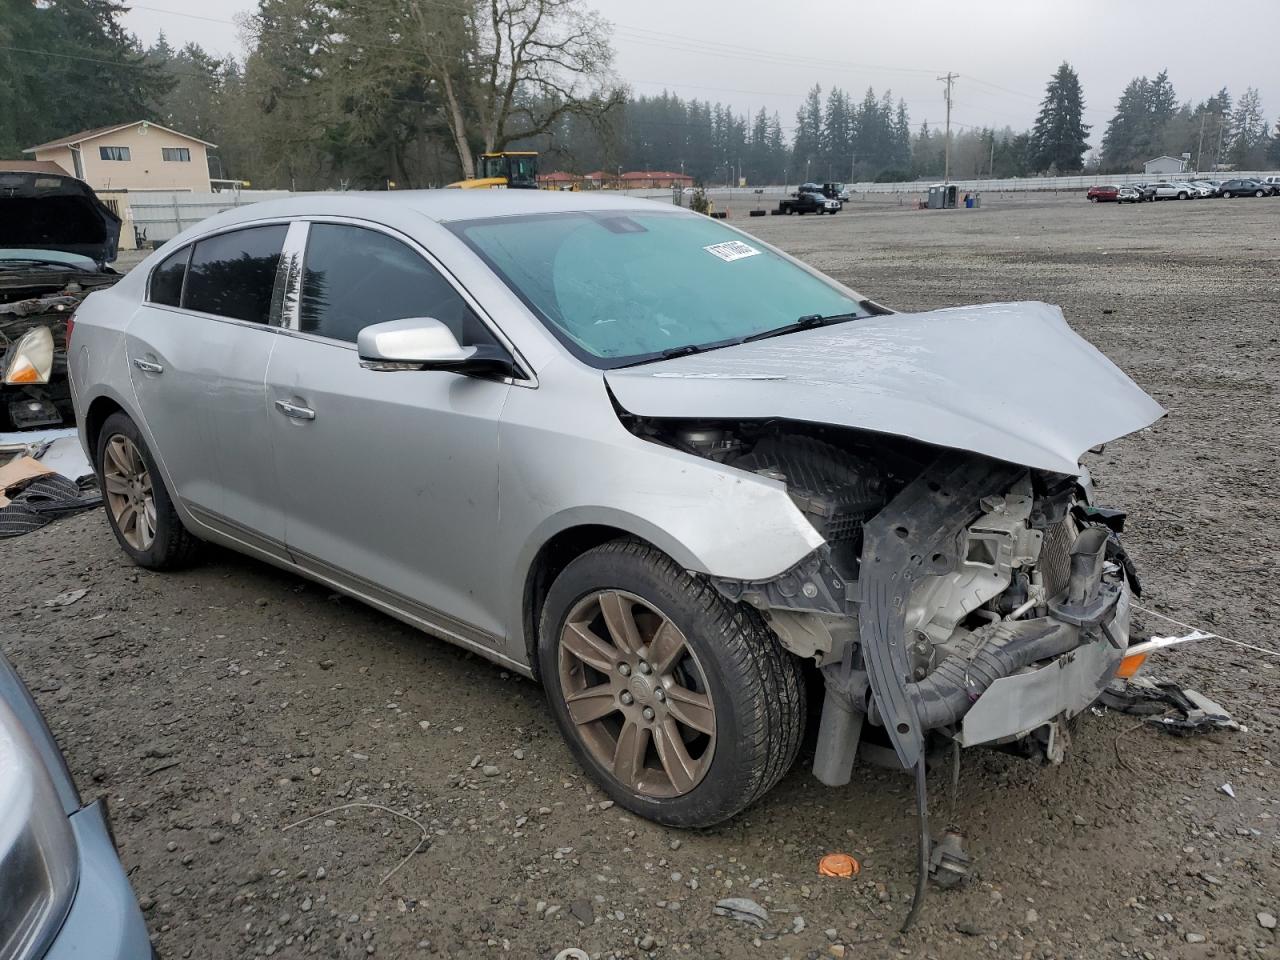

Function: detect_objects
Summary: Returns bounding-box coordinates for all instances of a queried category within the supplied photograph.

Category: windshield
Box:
[451,210,866,367]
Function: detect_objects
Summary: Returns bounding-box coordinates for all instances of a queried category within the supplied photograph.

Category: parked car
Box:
[0,648,153,959]
[0,168,122,431]
[779,184,840,214]
[1189,180,1219,198]
[1258,175,1280,196]
[70,191,1161,828]
[1116,186,1143,203]
[1218,178,1270,198]
[1086,184,1119,202]
[817,182,848,204]
[1150,181,1191,200]
[1130,182,1157,202]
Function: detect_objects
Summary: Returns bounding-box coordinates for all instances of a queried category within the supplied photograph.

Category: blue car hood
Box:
[604,301,1165,475]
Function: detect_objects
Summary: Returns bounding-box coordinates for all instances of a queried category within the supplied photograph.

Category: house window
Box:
[99,146,131,161]
[162,147,191,162]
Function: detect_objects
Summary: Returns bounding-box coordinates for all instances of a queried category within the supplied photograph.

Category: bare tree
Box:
[403,0,620,177]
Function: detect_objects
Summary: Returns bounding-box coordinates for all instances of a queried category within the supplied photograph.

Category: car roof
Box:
[196,189,683,229]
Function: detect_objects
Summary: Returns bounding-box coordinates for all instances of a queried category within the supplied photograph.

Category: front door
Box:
[125,223,289,555]
[264,221,512,645]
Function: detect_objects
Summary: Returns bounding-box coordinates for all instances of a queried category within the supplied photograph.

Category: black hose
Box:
[900,758,930,934]
[908,619,1082,730]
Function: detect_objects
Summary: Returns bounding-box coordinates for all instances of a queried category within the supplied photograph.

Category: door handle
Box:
[274,399,316,421]
[133,358,164,374]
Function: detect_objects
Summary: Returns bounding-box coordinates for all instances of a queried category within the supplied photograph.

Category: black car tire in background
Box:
[95,412,203,570]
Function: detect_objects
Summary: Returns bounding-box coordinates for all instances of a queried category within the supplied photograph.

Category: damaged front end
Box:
[634,421,1143,781]
[0,168,122,430]
[0,279,114,430]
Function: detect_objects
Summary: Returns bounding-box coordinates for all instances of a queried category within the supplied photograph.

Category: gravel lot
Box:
[3,193,1277,959]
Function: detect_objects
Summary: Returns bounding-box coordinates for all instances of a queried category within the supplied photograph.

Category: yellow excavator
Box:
[447,151,539,189]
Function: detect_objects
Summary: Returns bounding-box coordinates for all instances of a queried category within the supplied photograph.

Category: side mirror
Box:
[357,317,514,378]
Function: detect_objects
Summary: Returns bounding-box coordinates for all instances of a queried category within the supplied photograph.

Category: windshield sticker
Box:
[703,240,761,263]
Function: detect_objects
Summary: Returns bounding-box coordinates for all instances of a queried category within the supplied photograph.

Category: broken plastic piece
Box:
[1114,652,1147,679]
[817,853,860,878]
[1099,677,1241,735]
[713,897,769,928]
[928,830,972,889]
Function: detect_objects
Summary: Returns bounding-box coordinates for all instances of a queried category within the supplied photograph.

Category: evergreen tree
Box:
[1227,87,1268,167]
[1028,62,1090,173]
[820,87,850,181]
[1101,78,1151,171]
[1,0,172,159]
[791,85,822,181]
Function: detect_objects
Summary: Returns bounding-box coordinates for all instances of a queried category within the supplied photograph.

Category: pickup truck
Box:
[777,184,841,215]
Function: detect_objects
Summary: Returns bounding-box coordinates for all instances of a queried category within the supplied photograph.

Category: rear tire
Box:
[538,539,806,828]
[96,412,202,570]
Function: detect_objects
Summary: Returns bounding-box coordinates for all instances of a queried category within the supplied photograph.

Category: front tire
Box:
[96,412,202,570]
[538,540,806,828]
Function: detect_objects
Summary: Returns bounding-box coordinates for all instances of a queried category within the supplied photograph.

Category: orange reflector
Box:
[1115,652,1148,679]
[818,853,860,878]
[6,361,41,384]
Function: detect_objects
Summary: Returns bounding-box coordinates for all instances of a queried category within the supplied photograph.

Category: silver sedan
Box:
[69,191,1162,828]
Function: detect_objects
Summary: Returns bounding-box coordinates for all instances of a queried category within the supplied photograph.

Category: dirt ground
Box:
[3,193,1278,960]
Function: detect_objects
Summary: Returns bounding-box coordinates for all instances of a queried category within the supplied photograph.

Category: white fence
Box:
[128,189,293,246]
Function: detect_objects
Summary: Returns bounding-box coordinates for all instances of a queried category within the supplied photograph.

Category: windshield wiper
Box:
[0,258,82,271]
[741,310,863,344]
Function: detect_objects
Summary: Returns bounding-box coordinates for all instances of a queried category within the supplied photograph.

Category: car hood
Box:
[604,301,1165,475]
[0,170,120,265]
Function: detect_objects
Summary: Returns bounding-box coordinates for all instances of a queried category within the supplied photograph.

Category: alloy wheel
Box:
[557,590,716,798]
[102,434,156,550]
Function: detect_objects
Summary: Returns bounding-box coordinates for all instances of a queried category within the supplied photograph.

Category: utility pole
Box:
[1195,111,1207,172]
[938,72,957,182]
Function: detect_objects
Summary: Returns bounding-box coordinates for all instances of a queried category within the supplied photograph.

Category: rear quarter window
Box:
[148,245,190,307]
[182,225,288,324]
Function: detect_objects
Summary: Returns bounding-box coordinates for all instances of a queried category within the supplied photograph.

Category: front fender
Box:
[495,364,825,666]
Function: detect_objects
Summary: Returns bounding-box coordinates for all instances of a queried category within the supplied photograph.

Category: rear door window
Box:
[182,225,288,324]
[149,245,190,307]
[297,223,495,346]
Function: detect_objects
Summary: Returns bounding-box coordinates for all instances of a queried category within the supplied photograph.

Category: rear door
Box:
[125,223,290,555]
[263,220,513,643]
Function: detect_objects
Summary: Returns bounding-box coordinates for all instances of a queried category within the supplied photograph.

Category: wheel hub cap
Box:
[558,590,716,798]
[102,434,156,551]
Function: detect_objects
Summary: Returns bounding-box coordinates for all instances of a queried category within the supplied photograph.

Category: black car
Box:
[0,168,121,430]
[777,184,841,215]
[1129,183,1157,202]
[1218,178,1270,198]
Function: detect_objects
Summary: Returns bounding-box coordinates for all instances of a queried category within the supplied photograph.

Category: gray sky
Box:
[122,0,1276,145]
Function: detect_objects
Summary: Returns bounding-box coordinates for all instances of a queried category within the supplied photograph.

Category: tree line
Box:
[2,2,1277,188]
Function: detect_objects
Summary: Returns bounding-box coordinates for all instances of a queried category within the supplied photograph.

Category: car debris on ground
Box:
[0,444,99,538]
[1099,675,1243,735]
[713,897,770,928]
